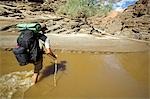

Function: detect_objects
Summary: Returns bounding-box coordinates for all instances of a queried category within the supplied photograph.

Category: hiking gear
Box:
[17,29,37,48]
[13,46,29,66]
[13,23,49,66]
[54,59,57,87]
[18,30,41,61]
[13,30,41,66]
[16,23,41,33]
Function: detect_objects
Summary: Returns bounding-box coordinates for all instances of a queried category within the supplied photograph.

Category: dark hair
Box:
[41,24,48,31]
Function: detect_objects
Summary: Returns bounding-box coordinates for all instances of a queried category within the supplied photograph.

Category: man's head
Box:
[40,23,48,32]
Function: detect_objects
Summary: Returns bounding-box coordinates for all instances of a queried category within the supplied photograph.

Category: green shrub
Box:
[57,0,113,18]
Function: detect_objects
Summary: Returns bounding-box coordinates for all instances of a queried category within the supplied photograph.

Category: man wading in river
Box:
[13,23,57,84]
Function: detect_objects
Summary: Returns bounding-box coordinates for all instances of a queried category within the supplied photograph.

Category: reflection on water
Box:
[0,49,149,99]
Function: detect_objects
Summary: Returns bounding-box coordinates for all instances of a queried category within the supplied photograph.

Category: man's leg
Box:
[32,58,43,84]
[32,73,39,84]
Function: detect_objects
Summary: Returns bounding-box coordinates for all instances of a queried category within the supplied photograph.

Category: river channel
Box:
[0,48,149,99]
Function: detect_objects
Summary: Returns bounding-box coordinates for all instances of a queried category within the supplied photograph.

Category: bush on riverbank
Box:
[57,0,113,18]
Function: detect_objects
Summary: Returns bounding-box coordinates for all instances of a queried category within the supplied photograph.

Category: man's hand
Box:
[47,53,57,60]
[51,54,57,60]
[45,48,57,60]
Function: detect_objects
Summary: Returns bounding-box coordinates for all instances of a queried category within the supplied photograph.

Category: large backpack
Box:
[13,23,41,66]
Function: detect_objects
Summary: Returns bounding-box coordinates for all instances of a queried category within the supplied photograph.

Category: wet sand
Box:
[0,49,149,99]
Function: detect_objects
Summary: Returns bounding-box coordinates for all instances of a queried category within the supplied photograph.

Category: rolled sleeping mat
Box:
[16,23,41,33]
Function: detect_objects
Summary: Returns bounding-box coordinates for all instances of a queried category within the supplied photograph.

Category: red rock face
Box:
[91,0,150,41]
[119,0,150,40]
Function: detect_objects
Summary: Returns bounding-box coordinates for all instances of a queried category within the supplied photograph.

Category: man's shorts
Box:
[33,57,43,73]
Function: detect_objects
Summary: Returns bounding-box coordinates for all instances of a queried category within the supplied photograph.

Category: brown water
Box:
[0,49,149,99]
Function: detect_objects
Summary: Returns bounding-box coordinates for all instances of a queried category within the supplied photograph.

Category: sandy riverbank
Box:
[0,33,150,53]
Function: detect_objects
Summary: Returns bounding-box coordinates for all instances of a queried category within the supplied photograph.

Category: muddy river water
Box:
[0,48,149,99]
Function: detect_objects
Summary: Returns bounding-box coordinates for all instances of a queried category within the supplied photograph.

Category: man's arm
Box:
[45,48,57,60]
[38,33,57,60]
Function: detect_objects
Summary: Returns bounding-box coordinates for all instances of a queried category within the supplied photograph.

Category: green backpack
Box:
[16,23,41,33]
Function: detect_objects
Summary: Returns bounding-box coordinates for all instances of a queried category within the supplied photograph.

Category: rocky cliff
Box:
[0,0,150,41]
[89,0,150,41]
